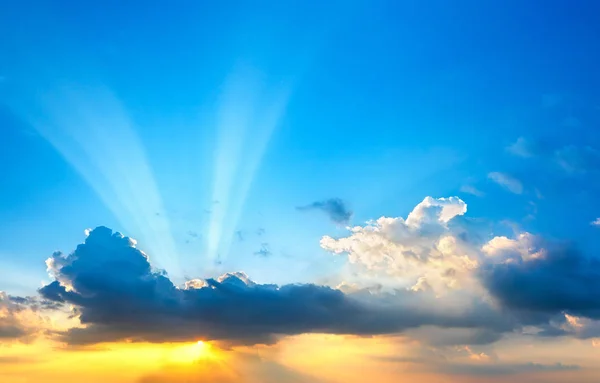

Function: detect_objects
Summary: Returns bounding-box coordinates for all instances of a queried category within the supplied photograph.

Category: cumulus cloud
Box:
[11,196,600,350]
[39,226,509,346]
[487,172,523,194]
[297,198,353,224]
[320,195,600,347]
[320,197,475,293]
[592,218,600,227]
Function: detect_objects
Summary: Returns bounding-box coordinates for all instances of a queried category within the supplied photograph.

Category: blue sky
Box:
[2,1,600,382]
[2,1,600,293]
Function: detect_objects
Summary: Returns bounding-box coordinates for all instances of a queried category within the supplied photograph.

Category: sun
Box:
[170,340,213,363]
[196,340,208,353]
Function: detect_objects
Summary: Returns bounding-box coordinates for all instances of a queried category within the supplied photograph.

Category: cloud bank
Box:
[3,195,598,355]
[38,226,509,346]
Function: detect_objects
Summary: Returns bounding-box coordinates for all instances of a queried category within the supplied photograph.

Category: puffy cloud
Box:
[320,195,600,345]
[16,194,600,349]
[592,218,600,227]
[487,172,523,194]
[39,226,509,346]
[297,198,353,224]
[320,197,475,293]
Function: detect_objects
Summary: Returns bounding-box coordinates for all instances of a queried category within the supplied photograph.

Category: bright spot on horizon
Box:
[168,340,214,364]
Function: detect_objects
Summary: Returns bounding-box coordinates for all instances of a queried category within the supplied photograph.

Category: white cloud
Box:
[592,218,600,227]
[320,197,478,293]
[506,137,533,158]
[487,172,523,194]
[482,233,546,263]
[460,185,484,197]
[555,145,600,174]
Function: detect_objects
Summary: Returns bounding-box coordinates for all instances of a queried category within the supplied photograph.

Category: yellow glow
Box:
[169,340,214,364]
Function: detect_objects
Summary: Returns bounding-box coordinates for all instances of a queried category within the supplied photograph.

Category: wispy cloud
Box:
[591,218,600,227]
[254,242,271,257]
[460,185,484,197]
[488,172,523,194]
[506,137,534,158]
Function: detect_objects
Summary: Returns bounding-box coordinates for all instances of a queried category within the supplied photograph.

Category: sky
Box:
[1,1,600,382]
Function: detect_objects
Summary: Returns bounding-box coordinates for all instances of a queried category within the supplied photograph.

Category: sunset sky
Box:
[2,1,600,382]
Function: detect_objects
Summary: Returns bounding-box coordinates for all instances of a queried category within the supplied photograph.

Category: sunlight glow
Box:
[206,66,291,262]
[15,84,181,276]
[170,340,214,364]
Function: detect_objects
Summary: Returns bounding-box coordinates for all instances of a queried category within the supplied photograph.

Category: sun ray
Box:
[13,83,181,277]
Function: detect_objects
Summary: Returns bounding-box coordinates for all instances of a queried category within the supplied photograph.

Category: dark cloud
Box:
[480,241,600,321]
[38,227,511,346]
[297,198,353,224]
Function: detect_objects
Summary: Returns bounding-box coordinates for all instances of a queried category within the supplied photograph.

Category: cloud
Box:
[254,243,271,257]
[487,172,523,194]
[39,226,513,346]
[554,145,600,174]
[460,185,484,197]
[592,218,600,227]
[15,196,600,350]
[479,234,600,322]
[438,361,579,376]
[320,195,600,345]
[320,197,474,293]
[297,198,353,224]
[380,345,579,376]
[0,292,48,342]
[506,137,534,158]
